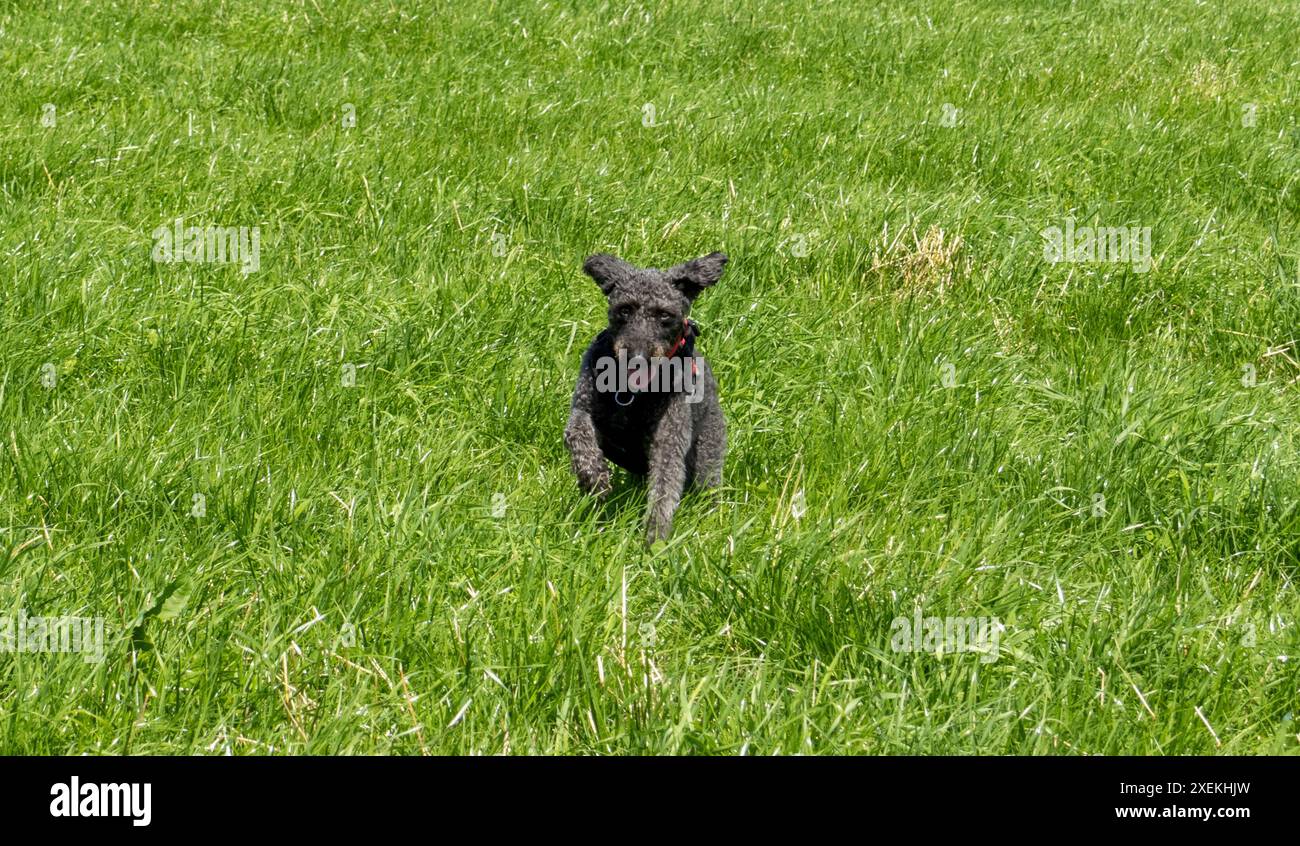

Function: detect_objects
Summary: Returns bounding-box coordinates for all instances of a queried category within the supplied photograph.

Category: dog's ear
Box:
[669,252,728,301]
[583,253,633,296]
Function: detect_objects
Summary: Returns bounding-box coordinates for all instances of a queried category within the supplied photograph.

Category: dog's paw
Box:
[577,469,612,499]
[644,518,672,548]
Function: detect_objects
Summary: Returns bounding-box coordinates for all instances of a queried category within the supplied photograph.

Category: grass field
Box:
[2,0,1298,754]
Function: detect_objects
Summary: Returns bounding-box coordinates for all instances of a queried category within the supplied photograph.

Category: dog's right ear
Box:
[583,253,632,296]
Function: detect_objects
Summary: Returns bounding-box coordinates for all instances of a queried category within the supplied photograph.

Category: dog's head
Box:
[582,252,727,364]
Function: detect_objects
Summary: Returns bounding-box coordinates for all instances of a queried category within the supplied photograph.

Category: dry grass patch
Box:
[872,224,968,299]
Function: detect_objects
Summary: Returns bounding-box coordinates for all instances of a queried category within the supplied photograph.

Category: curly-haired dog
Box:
[564,252,728,545]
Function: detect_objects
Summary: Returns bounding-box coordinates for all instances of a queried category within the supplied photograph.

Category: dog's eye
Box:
[659,314,676,327]
[617,305,635,319]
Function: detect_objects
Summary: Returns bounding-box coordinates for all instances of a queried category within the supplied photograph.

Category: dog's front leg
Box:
[645,398,693,546]
[565,366,611,498]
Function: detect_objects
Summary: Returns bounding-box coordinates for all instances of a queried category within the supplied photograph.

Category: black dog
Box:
[564,252,728,545]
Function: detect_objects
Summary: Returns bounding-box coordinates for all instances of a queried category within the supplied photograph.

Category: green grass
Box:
[1,0,1298,754]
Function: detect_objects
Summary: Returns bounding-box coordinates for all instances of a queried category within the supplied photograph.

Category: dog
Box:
[564,252,728,545]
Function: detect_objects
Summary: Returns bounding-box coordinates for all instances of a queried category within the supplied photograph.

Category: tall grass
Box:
[0,0,1296,754]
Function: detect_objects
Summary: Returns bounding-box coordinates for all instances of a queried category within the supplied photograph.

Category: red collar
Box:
[668,319,698,376]
[667,319,690,357]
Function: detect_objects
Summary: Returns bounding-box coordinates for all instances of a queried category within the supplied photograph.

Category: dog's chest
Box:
[591,392,667,474]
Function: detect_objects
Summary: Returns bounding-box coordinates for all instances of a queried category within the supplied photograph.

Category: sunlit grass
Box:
[0,0,1297,754]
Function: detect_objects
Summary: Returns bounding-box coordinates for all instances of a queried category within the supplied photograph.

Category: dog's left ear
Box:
[669,252,728,301]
